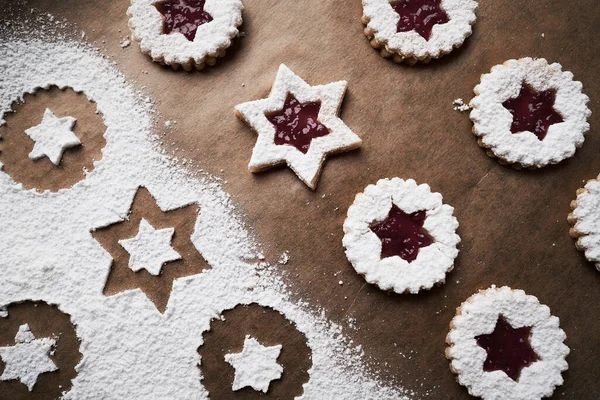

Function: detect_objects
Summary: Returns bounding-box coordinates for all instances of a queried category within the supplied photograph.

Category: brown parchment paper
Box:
[1,0,600,398]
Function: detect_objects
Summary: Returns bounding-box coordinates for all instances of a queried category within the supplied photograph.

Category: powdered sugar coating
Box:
[0,32,412,399]
[569,175,600,271]
[470,58,591,168]
[235,64,362,190]
[127,0,243,70]
[342,178,460,293]
[362,0,477,63]
[446,286,569,400]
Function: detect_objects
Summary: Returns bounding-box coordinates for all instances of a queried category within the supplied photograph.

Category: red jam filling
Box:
[475,315,540,381]
[155,0,213,42]
[369,204,433,263]
[391,0,449,41]
[502,84,564,141]
[265,94,330,154]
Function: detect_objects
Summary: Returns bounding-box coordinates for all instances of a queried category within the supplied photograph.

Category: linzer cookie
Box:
[361,0,477,64]
[235,64,362,190]
[446,286,569,400]
[470,58,591,168]
[342,178,460,293]
[127,0,243,71]
[569,175,600,271]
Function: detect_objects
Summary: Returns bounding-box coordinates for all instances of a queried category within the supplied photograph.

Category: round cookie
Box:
[470,58,591,169]
[569,174,600,271]
[342,178,460,293]
[361,0,477,65]
[127,0,243,71]
[446,286,569,400]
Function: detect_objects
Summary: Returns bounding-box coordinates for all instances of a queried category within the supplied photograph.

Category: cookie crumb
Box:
[278,251,289,265]
[453,98,471,112]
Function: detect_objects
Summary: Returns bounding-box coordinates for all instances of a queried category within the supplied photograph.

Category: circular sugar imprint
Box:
[0,86,106,192]
[0,300,82,399]
[198,303,311,399]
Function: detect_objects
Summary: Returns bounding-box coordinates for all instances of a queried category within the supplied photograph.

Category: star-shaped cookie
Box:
[235,64,362,189]
[24,108,80,166]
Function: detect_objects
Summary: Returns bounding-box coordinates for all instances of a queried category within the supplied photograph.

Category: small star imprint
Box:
[119,218,181,276]
[24,108,80,165]
[155,0,213,41]
[235,64,362,189]
[0,324,58,391]
[224,336,283,393]
[92,186,208,313]
[476,315,540,381]
[392,0,449,40]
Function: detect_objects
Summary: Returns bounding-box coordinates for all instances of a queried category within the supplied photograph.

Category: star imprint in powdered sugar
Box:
[24,108,80,165]
[0,324,58,391]
[235,64,362,189]
[91,186,208,313]
[224,336,283,393]
[119,218,181,275]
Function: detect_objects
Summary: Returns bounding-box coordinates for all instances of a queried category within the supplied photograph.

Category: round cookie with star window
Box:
[361,0,478,65]
[568,173,600,271]
[342,178,460,293]
[127,0,243,71]
[446,286,569,400]
[470,58,591,169]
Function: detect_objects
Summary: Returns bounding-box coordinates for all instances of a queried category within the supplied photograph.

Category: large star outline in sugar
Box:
[24,108,80,166]
[235,64,362,189]
[118,218,181,276]
[0,324,58,391]
[91,186,208,313]
[224,336,283,393]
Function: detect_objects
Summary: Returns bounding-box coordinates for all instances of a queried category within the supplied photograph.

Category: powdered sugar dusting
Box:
[0,19,412,400]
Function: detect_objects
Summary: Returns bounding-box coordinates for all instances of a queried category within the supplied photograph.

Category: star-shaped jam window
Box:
[502,83,564,141]
[370,204,433,263]
[92,186,208,313]
[154,0,213,42]
[265,94,331,154]
[475,315,540,381]
[391,0,450,41]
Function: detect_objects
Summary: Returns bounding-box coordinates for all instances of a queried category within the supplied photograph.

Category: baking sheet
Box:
[1,0,599,398]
